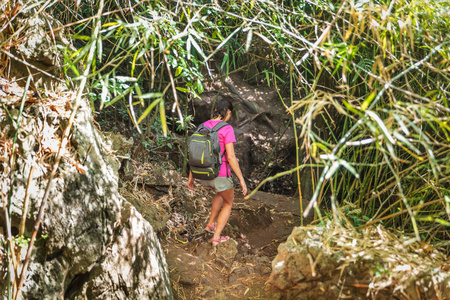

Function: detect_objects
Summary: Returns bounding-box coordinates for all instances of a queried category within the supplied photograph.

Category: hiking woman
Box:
[187,99,247,246]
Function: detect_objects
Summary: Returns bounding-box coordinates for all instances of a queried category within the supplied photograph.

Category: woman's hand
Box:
[240,179,247,196]
[225,142,248,196]
[187,171,195,190]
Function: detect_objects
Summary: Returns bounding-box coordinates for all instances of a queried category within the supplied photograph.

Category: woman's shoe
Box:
[205,223,216,233]
[212,236,230,246]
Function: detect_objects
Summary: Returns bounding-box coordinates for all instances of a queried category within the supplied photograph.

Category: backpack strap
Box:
[211,121,229,157]
[211,121,229,132]
[211,121,231,177]
[197,122,206,131]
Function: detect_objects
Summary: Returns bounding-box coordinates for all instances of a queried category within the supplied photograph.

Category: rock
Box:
[142,166,181,187]
[253,256,272,275]
[10,8,72,90]
[441,276,450,298]
[214,239,238,268]
[266,223,450,299]
[166,247,209,285]
[122,160,135,181]
[166,244,223,295]
[195,242,215,261]
[121,190,170,233]
[0,83,172,298]
[0,94,173,299]
[105,132,134,157]
[200,287,228,299]
[122,160,181,189]
[66,202,172,299]
[228,264,250,285]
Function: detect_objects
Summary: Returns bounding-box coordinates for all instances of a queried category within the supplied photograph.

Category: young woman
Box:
[187,99,247,246]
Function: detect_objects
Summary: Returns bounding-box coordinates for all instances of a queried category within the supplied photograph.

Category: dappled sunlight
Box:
[0,0,449,298]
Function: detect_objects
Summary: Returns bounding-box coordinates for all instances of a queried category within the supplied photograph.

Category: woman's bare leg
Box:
[207,192,223,228]
[212,188,234,244]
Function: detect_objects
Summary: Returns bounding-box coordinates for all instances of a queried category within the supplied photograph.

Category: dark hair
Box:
[213,99,234,120]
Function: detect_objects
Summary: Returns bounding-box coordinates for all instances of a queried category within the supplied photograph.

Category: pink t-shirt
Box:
[203,120,236,177]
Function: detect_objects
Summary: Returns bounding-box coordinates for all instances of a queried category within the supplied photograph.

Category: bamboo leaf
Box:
[160,99,167,137]
[136,92,164,99]
[175,66,183,77]
[344,26,353,41]
[264,70,270,87]
[325,161,341,180]
[105,86,133,107]
[100,75,109,110]
[343,100,362,116]
[365,110,395,145]
[115,76,137,82]
[190,37,207,60]
[70,41,93,63]
[128,93,141,134]
[186,36,192,60]
[137,98,160,124]
[131,50,139,77]
[361,91,376,111]
[134,83,143,106]
[176,87,190,93]
[435,218,450,226]
[97,34,103,62]
[312,142,330,158]
[393,131,421,155]
[245,29,253,52]
[339,160,360,179]
[205,26,242,62]
[70,35,91,41]
[102,22,119,27]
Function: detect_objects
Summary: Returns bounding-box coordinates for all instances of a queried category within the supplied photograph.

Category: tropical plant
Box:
[53,0,450,251]
[1,3,449,299]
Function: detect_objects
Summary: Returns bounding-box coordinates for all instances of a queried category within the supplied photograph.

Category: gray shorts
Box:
[200,176,234,192]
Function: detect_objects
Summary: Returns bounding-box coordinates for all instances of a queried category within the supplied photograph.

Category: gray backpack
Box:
[188,122,229,180]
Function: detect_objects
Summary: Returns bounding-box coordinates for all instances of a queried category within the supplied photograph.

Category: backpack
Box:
[188,121,229,180]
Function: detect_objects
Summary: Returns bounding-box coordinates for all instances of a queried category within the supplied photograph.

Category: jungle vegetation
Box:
[2,0,449,280]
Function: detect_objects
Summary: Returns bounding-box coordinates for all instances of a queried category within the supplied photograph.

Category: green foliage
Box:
[48,0,449,250]
[289,0,450,250]
[137,115,177,152]
[372,264,391,278]
[13,236,31,249]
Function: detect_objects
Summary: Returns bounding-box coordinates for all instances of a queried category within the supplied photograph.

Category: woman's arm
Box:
[225,142,247,195]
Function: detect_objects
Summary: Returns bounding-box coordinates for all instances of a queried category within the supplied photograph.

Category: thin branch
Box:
[15,1,105,297]
[0,50,64,82]
[303,41,449,220]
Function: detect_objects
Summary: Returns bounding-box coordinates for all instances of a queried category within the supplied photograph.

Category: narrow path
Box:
[163,190,310,299]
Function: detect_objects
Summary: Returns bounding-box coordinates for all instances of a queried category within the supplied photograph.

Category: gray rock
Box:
[104,131,134,157]
[267,224,450,299]
[66,202,172,299]
[214,238,238,268]
[0,96,173,299]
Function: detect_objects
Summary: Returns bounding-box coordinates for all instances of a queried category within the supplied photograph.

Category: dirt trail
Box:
[163,189,311,299]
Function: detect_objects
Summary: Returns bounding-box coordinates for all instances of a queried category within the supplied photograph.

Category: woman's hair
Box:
[213,99,234,120]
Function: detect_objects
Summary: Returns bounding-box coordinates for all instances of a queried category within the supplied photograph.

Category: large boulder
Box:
[0,88,172,299]
[65,202,172,299]
[0,7,172,297]
[267,223,450,299]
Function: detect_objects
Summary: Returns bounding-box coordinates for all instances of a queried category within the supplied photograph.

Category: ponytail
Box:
[213,99,234,120]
